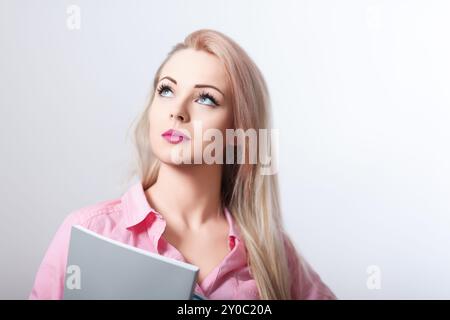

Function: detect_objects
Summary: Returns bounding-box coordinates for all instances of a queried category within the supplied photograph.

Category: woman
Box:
[29,29,336,300]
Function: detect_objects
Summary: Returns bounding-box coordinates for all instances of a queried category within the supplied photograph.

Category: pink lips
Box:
[161,129,191,144]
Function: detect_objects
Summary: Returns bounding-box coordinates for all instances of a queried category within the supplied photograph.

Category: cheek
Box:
[149,103,162,123]
[198,109,233,133]
[149,103,169,131]
[148,106,165,147]
[191,110,233,152]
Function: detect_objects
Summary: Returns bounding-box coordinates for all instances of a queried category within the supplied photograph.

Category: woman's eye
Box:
[160,88,173,97]
[157,85,218,106]
[157,83,174,98]
[197,96,215,106]
[196,93,219,106]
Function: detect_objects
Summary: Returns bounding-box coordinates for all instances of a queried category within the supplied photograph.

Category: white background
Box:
[1,0,449,299]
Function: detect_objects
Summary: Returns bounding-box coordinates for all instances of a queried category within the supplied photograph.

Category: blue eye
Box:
[196,92,219,107]
[197,96,215,106]
[156,84,219,107]
[157,84,174,97]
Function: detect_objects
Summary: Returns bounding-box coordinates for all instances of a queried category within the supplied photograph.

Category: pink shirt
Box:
[29,182,337,300]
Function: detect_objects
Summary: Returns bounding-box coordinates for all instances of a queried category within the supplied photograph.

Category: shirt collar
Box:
[122,181,154,229]
[122,181,240,240]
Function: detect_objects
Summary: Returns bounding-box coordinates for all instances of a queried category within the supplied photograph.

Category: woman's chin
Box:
[155,150,195,166]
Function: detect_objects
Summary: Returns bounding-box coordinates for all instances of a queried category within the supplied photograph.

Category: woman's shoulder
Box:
[65,198,122,225]
[63,182,148,230]
[59,197,124,234]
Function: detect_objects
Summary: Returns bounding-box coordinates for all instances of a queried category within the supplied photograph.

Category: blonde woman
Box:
[29,29,336,300]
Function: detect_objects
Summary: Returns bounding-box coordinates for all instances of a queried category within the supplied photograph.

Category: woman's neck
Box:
[144,162,224,230]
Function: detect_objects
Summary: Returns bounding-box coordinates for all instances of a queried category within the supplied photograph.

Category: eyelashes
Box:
[156,83,220,107]
[156,83,173,97]
[197,91,219,107]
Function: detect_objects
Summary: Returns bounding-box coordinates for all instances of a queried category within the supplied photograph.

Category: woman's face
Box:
[148,48,234,165]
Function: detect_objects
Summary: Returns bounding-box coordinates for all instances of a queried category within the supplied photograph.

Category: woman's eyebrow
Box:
[159,76,225,97]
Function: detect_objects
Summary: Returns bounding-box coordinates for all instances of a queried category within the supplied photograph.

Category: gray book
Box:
[63,225,199,300]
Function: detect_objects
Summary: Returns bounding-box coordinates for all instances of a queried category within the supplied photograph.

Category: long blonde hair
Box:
[125,29,309,299]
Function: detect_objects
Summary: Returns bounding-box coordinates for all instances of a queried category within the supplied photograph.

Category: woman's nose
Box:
[170,99,189,122]
[170,111,187,122]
